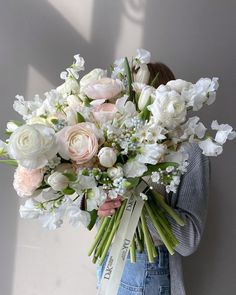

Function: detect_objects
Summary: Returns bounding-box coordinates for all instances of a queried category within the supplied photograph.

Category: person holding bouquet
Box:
[97,62,210,295]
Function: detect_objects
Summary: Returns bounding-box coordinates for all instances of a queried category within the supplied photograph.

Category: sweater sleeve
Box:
[166,143,210,256]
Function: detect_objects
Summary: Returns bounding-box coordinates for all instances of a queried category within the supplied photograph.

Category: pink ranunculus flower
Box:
[57,123,99,164]
[13,166,44,197]
[83,77,124,100]
[92,103,117,124]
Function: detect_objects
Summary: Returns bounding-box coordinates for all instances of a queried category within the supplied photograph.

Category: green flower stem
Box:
[138,220,145,251]
[95,213,116,259]
[130,237,136,263]
[141,211,155,263]
[151,191,185,226]
[99,199,127,265]
[144,203,175,255]
[135,228,144,252]
[88,217,110,257]
[149,199,179,247]
[124,57,134,102]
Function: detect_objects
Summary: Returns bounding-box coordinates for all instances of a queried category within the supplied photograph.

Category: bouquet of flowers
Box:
[0,49,235,272]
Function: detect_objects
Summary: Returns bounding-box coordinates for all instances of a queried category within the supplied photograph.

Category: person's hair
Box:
[147,62,175,88]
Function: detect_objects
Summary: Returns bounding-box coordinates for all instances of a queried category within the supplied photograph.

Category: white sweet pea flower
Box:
[60,54,85,80]
[80,68,107,92]
[115,95,136,117]
[136,144,166,165]
[56,78,80,97]
[13,94,44,120]
[19,199,42,219]
[183,77,219,111]
[134,64,150,85]
[8,124,58,169]
[180,116,207,141]
[67,203,91,228]
[134,48,151,69]
[111,57,125,79]
[138,86,155,110]
[198,138,223,156]
[211,120,236,145]
[165,148,189,173]
[138,119,167,143]
[47,172,70,191]
[98,147,117,168]
[6,121,19,133]
[123,159,147,178]
[39,212,63,230]
[87,187,107,211]
[43,89,66,114]
[148,90,187,129]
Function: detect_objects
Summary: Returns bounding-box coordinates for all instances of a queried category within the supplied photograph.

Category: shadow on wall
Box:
[0,0,126,294]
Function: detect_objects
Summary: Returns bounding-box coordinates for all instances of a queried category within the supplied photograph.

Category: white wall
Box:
[0,1,235,294]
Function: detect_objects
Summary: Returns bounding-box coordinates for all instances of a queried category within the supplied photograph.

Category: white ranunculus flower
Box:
[8,124,58,169]
[134,64,150,85]
[148,90,187,129]
[123,159,147,178]
[56,78,80,97]
[107,166,124,179]
[98,147,117,168]
[138,86,155,110]
[47,172,70,191]
[80,68,107,92]
[166,79,192,94]
[211,120,236,145]
[19,199,42,219]
[198,138,223,156]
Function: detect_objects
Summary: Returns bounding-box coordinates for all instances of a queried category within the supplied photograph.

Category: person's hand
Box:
[98,197,122,217]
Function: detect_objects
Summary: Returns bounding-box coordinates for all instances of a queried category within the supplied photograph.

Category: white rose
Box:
[80,68,107,92]
[107,166,124,179]
[148,90,187,129]
[98,147,117,168]
[56,78,80,97]
[8,124,58,169]
[138,86,155,110]
[48,172,70,191]
[134,64,150,85]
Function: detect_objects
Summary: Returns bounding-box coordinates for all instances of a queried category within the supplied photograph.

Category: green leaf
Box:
[124,57,134,101]
[143,162,179,176]
[150,72,160,87]
[62,172,77,182]
[50,118,59,125]
[124,177,140,189]
[0,159,18,167]
[77,112,85,123]
[87,210,98,231]
[62,187,75,195]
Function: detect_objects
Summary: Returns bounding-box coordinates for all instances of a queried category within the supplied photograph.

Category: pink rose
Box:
[13,166,44,197]
[83,78,124,100]
[92,103,117,124]
[57,123,99,164]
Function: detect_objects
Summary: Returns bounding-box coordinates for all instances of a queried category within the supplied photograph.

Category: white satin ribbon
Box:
[97,181,147,295]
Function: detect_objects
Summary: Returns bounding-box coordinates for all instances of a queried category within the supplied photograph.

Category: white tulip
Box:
[138,86,155,110]
[134,64,150,85]
[48,172,70,191]
[98,147,117,168]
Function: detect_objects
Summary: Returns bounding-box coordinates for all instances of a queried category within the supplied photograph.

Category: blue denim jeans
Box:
[96,245,170,295]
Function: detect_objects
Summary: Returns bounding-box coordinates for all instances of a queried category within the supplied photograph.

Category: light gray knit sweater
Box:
[147,143,210,295]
